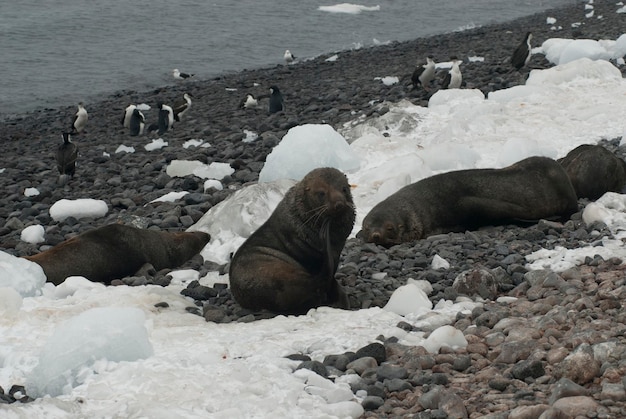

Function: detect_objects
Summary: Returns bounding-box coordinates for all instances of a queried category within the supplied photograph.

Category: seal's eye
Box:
[317,191,326,200]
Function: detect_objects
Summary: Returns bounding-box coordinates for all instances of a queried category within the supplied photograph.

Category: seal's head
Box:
[359,209,418,247]
[298,167,355,230]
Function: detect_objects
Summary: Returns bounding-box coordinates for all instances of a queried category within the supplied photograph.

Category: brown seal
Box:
[24,224,210,285]
[229,167,355,314]
[358,156,578,247]
[558,144,626,200]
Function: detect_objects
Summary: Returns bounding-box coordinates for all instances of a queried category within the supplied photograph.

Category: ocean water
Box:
[0,0,574,116]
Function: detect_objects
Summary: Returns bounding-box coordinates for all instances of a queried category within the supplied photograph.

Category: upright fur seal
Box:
[558,144,626,200]
[359,156,578,247]
[24,224,210,285]
[229,167,355,314]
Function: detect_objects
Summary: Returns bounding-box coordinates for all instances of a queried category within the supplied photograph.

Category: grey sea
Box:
[0,0,574,116]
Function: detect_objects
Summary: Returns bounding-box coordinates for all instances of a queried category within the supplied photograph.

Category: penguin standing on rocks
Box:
[411,55,436,90]
[157,102,175,135]
[129,108,145,136]
[511,32,533,70]
[441,58,462,89]
[71,102,88,134]
[56,132,78,185]
[122,104,137,128]
[173,93,192,122]
[240,93,258,109]
[268,85,284,114]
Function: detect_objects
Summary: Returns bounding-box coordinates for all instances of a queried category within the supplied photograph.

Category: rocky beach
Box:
[3,0,626,417]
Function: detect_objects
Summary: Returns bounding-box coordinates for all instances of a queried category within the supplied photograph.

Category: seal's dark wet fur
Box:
[359,156,578,247]
[229,167,355,314]
[25,224,210,285]
[558,144,626,200]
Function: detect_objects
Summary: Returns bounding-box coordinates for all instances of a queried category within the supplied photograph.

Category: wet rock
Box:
[296,361,328,378]
[356,342,386,364]
[452,267,498,300]
[554,344,600,385]
[362,395,385,411]
[551,396,601,417]
[347,357,378,375]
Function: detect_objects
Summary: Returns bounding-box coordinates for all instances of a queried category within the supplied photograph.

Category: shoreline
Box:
[0,0,580,120]
[3,1,621,127]
[2,0,625,254]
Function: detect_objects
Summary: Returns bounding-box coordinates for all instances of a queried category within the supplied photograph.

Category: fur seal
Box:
[359,156,578,247]
[24,224,210,285]
[558,144,626,200]
[229,167,355,314]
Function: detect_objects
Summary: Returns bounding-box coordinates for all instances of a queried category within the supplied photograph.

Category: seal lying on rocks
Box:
[558,144,626,200]
[359,156,578,247]
[229,167,356,314]
[24,224,210,285]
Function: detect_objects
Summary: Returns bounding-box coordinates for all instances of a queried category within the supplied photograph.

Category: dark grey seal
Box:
[24,224,210,285]
[558,144,626,200]
[229,167,355,314]
[359,156,578,247]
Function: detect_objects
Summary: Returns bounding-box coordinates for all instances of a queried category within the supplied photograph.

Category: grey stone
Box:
[346,357,378,375]
[376,364,408,380]
[361,395,384,411]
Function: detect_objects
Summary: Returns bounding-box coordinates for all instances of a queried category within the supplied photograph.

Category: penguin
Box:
[240,93,258,109]
[172,69,194,80]
[71,102,88,134]
[157,102,175,135]
[56,132,78,185]
[284,49,296,64]
[441,58,462,89]
[129,108,145,136]
[173,93,192,122]
[146,123,159,135]
[411,55,436,90]
[511,32,533,70]
[122,104,136,128]
[268,85,284,114]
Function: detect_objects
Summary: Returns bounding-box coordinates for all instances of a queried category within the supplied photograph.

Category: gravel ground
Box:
[2,1,626,416]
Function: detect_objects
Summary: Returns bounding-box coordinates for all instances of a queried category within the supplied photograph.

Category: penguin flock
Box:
[410,31,534,94]
[53,34,534,186]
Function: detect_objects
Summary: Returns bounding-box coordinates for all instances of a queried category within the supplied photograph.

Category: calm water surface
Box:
[0,0,575,116]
